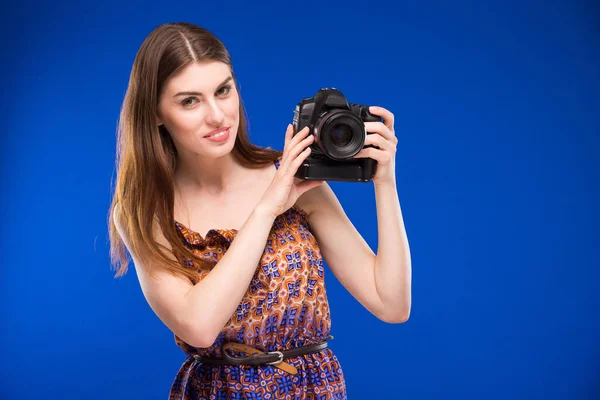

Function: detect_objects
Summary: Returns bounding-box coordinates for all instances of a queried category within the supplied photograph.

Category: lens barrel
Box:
[313,110,365,160]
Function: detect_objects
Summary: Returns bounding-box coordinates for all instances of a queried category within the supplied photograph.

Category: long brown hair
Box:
[108,22,282,282]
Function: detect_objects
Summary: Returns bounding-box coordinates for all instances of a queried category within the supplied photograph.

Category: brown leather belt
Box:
[193,341,329,375]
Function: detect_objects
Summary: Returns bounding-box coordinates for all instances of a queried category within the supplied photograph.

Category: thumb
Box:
[296,179,325,196]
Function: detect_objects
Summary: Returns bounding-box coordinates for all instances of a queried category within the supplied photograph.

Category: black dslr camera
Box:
[292,88,380,182]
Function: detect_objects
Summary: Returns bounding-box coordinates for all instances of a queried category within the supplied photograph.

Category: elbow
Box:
[182,320,220,349]
[187,333,218,349]
[178,297,224,348]
[380,306,411,324]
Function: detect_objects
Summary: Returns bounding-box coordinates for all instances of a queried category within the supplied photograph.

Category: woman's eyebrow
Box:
[173,76,233,97]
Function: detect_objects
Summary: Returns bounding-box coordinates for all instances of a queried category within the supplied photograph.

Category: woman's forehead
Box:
[165,61,231,95]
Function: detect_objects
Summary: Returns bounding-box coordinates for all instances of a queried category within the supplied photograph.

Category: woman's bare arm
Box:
[114,203,276,348]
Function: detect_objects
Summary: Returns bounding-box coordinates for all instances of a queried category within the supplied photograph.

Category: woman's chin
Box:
[200,140,237,158]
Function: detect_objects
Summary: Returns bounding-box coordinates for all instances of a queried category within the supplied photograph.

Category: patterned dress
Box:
[168,160,347,400]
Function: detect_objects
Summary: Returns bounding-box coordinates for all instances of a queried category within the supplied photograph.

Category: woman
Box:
[109,22,411,399]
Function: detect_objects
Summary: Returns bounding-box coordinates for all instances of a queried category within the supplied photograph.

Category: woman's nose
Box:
[205,100,225,125]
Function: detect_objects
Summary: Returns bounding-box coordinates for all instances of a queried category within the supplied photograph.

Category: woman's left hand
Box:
[352,106,398,185]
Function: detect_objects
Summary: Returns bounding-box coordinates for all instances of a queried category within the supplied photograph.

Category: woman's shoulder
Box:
[112,202,125,231]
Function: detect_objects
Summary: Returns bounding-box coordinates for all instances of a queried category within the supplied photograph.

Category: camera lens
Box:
[314,110,365,160]
[329,124,353,147]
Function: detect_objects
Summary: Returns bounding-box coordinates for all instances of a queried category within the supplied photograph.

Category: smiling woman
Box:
[157,63,240,155]
[108,22,346,399]
[109,20,411,400]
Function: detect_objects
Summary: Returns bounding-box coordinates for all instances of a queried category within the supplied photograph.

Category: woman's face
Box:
[157,61,240,159]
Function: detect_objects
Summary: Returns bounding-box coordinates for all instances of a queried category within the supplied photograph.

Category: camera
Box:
[292,88,380,182]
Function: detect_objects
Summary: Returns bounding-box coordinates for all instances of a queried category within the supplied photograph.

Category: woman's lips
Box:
[204,127,230,142]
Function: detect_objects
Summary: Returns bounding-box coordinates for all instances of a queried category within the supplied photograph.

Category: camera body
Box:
[292,88,380,182]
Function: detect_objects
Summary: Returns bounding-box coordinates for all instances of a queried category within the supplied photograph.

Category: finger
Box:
[280,125,293,165]
[352,147,393,165]
[282,127,310,166]
[290,126,311,147]
[369,106,395,131]
[289,146,312,173]
[364,131,397,151]
[352,147,374,159]
[364,121,396,142]
[282,125,300,157]
[284,126,309,148]
[353,147,387,162]
[283,124,294,148]
[282,132,314,172]
[284,135,314,174]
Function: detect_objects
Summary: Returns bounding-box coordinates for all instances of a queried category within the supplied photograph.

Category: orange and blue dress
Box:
[168,160,347,399]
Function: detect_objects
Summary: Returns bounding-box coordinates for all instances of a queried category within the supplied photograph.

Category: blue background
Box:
[1,0,598,399]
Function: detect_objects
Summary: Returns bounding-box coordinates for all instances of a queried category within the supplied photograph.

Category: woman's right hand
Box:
[258,124,325,218]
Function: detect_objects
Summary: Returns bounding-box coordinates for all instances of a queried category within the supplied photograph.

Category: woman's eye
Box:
[181,97,198,107]
[180,86,230,107]
[217,85,231,96]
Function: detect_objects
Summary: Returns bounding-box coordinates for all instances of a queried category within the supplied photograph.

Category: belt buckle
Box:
[265,351,284,365]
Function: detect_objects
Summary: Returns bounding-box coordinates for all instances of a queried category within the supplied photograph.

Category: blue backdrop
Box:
[1,0,598,399]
